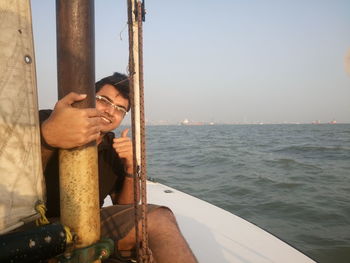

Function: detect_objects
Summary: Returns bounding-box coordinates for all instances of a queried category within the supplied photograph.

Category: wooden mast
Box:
[128,0,151,262]
[56,0,100,249]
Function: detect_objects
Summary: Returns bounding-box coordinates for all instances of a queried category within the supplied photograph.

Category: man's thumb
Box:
[60,92,87,106]
[121,128,129,138]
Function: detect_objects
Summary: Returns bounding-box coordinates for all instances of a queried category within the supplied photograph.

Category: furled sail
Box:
[0,0,45,234]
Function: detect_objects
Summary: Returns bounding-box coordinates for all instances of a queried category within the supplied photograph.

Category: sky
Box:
[31,0,350,124]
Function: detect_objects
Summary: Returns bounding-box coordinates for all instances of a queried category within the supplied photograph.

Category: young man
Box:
[40,72,197,263]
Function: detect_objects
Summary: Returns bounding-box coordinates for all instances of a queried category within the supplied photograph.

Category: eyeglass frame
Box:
[95,95,128,116]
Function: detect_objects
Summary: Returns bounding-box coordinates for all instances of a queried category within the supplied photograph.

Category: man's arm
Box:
[39,110,56,170]
[41,145,55,171]
[112,176,139,205]
[41,92,104,149]
[111,128,140,205]
[40,92,105,171]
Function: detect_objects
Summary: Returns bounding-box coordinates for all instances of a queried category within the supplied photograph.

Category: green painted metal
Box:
[56,238,114,263]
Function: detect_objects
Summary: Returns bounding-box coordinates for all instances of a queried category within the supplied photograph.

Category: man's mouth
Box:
[101,116,112,124]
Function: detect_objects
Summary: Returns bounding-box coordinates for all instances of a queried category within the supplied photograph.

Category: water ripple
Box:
[134,124,350,263]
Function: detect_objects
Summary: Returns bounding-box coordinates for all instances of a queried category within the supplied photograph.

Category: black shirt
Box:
[39,110,125,218]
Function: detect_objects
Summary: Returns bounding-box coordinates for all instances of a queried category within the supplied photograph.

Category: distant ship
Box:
[181,119,214,126]
[312,120,337,125]
[181,118,190,125]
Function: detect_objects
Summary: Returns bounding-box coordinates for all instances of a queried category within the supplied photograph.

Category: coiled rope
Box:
[35,202,50,226]
[35,202,73,244]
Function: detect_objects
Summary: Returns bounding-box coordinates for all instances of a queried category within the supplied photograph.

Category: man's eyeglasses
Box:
[96,95,127,116]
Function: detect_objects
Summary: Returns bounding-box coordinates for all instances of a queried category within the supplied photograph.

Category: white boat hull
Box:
[104,181,315,262]
[146,181,315,263]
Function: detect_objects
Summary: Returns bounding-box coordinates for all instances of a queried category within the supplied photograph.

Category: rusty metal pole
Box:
[56,0,100,248]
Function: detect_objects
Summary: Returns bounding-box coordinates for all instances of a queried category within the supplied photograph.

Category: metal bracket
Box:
[56,238,114,263]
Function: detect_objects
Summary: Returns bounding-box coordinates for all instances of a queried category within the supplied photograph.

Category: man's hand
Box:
[113,128,134,174]
[41,92,104,149]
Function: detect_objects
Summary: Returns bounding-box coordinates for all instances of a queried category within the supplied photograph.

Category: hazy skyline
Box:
[31,0,350,124]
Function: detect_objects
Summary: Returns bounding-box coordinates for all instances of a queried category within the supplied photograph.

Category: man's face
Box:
[96,84,129,133]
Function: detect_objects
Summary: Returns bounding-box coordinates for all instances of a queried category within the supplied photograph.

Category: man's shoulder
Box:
[104,131,115,143]
[39,109,53,123]
[99,132,115,151]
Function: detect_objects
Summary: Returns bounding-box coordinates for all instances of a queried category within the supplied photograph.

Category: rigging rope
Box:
[127,0,152,262]
[127,1,140,260]
[137,1,152,262]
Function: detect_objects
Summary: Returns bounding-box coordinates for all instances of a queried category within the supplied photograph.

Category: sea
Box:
[118,123,350,263]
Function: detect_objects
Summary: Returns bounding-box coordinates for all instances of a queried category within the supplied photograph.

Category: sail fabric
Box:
[0,0,45,234]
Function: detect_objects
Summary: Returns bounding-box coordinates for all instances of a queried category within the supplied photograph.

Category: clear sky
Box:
[31,0,350,124]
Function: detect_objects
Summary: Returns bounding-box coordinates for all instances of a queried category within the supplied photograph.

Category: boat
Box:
[103,181,316,263]
[0,1,316,262]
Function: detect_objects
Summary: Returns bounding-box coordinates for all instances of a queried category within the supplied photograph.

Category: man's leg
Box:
[118,207,197,263]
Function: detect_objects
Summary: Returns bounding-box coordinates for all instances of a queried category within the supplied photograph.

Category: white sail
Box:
[0,0,44,234]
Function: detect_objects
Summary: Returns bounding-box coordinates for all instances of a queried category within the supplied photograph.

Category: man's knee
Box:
[148,207,178,231]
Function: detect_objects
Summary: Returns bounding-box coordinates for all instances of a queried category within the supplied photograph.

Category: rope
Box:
[63,225,74,244]
[140,247,154,263]
[35,202,50,226]
[137,1,152,262]
[35,202,73,244]
[127,1,152,262]
[127,0,140,261]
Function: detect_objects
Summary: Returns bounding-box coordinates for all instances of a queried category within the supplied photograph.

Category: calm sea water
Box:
[120,124,350,263]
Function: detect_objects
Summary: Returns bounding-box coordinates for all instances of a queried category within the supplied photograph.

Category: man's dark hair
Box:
[95,72,130,109]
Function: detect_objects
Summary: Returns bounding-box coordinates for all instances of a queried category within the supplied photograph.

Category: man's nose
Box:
[104,105,115,116]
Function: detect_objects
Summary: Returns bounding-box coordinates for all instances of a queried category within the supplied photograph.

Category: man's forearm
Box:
[40,119,56,170]
[114,176,140,205]
[41,145,55,171]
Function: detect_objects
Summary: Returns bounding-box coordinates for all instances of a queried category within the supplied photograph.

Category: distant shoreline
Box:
[120,122,350,127]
